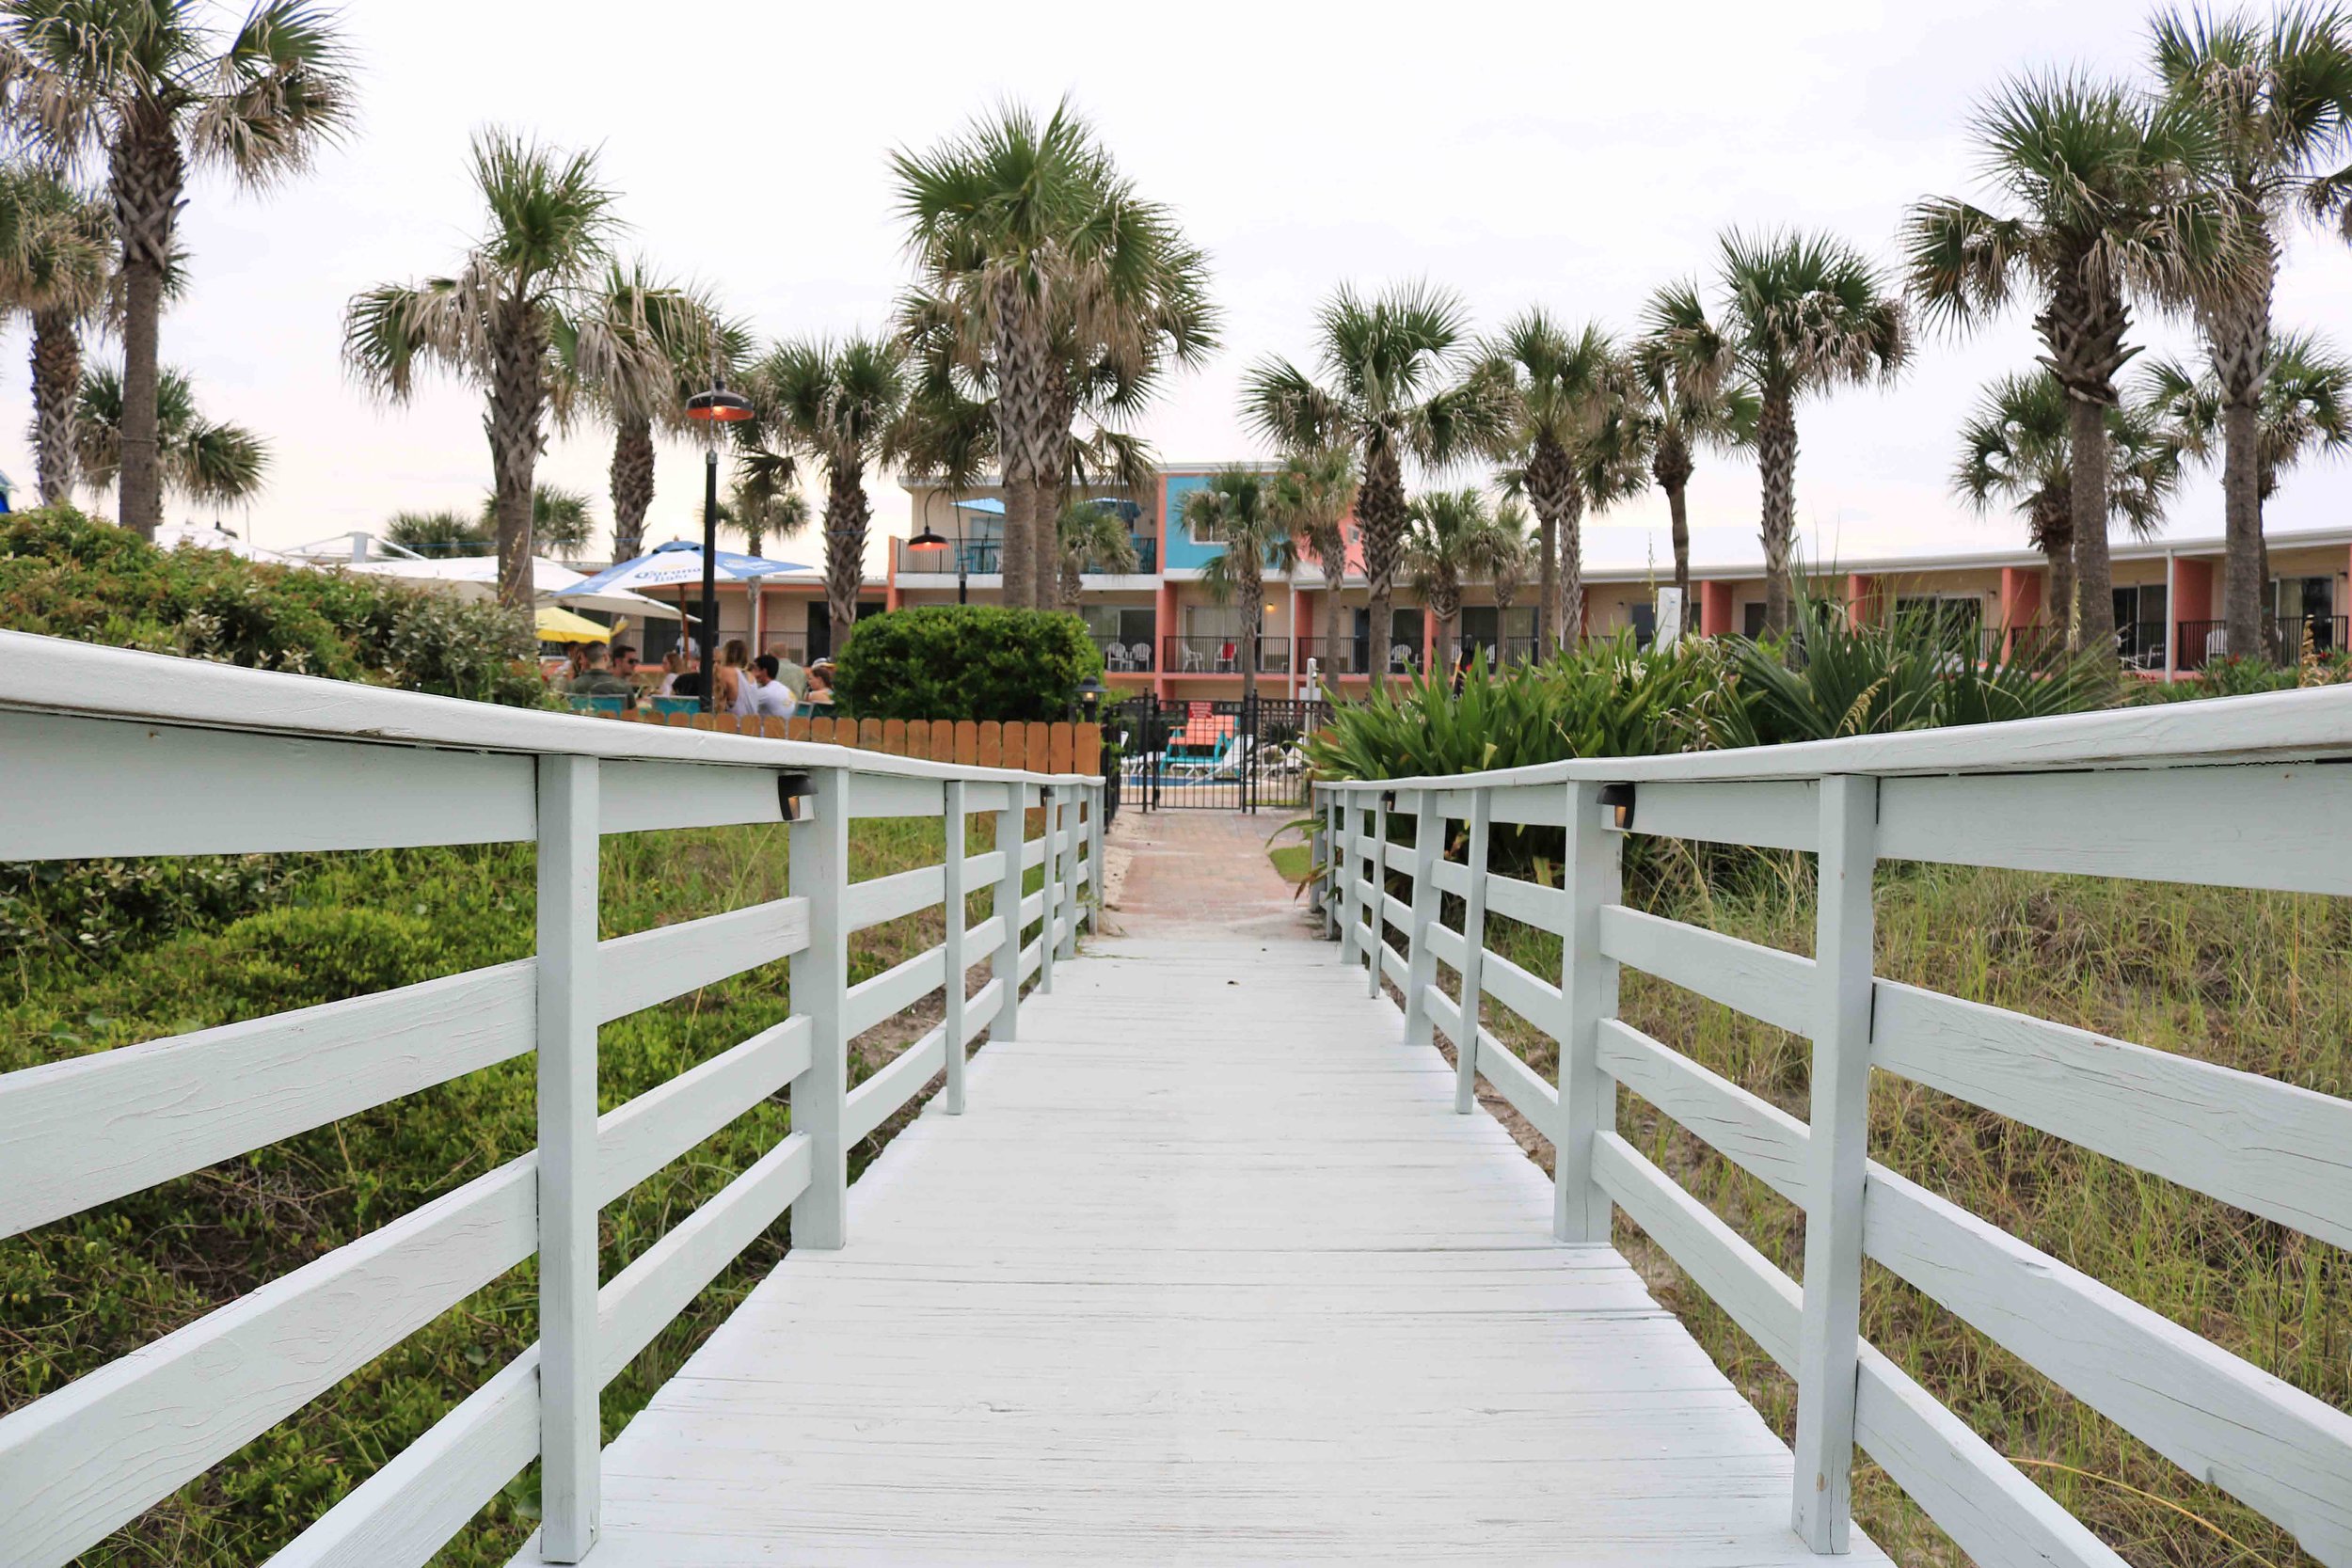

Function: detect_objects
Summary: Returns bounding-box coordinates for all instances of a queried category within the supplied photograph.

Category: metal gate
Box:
[1103,697,1325,813]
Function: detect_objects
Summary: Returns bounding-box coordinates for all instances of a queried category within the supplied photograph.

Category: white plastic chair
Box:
[1388,642,1415,674]
[1130,641,1153,672]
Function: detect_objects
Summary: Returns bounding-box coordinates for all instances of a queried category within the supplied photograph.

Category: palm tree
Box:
[1056,498,1140,609]
[478,483,595,561]
[1488,498,1534,654]
[1954,371,2180,648]
[1480,310,1618,652]
[1266,446,1359,684]
[728,470,808,559]
[345,131,662,607]
[74,362,267,507]
[1631,279,1760,606]
[739,334,909,645]
[1243,281,1504,689]
[1903,73,2249,655]
[1713,230,1909,635]
[2142,329,2352,619]
[893,100,1216,609]
[2153,6,2352,657]
[0,163,112,507]
[0,0,354,539]
[586,261,731,563]
[387,509,490,558]
[1403,488,1515,664]
[1187,466,1284,705]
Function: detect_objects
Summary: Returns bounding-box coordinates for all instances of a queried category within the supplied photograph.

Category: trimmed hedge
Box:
[834,604,1103,722]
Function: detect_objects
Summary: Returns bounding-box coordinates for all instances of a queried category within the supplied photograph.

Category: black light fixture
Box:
[685,373,755,712]
[1073,674,1107,722]
[906,525,949,552]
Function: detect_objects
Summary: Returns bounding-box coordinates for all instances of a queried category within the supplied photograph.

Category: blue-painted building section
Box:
[1159,472,1219,571]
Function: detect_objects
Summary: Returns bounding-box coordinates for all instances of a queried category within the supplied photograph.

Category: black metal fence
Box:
[1102,696,1326,812]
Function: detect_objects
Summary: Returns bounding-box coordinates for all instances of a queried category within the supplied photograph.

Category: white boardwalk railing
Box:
[1315,688,2352,1568]
[0,632,1100,1568]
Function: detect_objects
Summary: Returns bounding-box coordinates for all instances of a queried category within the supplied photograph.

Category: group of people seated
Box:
[549,637,835,721]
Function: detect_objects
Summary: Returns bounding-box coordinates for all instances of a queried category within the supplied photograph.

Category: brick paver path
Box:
[1105,810,1317,942]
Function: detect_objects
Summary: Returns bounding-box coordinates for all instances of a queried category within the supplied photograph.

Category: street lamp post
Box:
[685,374,754,712]
[905,494,969,605]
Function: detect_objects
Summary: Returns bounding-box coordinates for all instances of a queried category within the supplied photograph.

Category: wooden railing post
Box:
[1366,792,1389,998]
[1556,779,1621,1243]
[1057,784,1081,960]
[942,780,967,1116]
[1038,786,1059,994]
[1454,787,1492,1116]
[1792,773,1879,1551]
[534,753,600,1562]
[993,788,1025,1040]
[788,767,849,1251]
[1335,795,1359,964]
[1402,792,1442,1045]
[1087,784,1105,932]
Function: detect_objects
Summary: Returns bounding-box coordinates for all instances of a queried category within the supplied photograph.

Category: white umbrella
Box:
[338,555,684,620]
[556,539,816,596]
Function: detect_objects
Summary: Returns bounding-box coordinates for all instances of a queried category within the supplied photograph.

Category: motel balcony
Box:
[1162,635,1295,675]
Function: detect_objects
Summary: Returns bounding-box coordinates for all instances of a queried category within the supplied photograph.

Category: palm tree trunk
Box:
[1321,560,1345,687]
[825,462,869,651]
[1655,431,1695,608]
[610,414,656,562]
[1756,387,1798,635]
[111,122,183,541]
[1242,575,1262,706]
[998,481,1036,610]
[2068,396,2116,657]
[487,305,547,609]
[1560,489,1586,647]
[2221,393,2265,658]
[1534,511,1559,652]
[1359,443,1406,690]
[1030,477,1061,610]
[991,278,1051,610]
[28,309,81,508]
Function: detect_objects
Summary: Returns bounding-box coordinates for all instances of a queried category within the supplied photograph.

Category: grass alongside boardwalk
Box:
[0,816,1033,1567]
[1431,856,2350,1568]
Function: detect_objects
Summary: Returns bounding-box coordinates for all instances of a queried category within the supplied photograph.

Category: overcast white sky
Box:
[8,0,2352,574]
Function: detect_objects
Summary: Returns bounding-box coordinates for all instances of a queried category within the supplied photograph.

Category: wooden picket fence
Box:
[611,709,1106,776]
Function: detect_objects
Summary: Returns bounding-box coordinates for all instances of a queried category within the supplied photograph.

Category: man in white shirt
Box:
[742,654,797,720]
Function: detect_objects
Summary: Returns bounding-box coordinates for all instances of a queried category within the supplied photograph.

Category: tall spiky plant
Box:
[2141,329,2352,607]
[1631,279,1759,606]
[1267,445,1359,684]
[1954,370,2181,642]
[1480,311,1619,651]
[0,0,355,538]
[585,261,731,563]
[1904,73,2249,654]
[74,361,268,507]
[739,334,909,645]
[2154,5,2352,656]
[345,131,664,606]
[1713,230,1909,634]
[1244,280,1504,688]
[0,163,113,506]
[892,100,1216,609]
[1403,487,1516,663]
[1187,466,1284,705]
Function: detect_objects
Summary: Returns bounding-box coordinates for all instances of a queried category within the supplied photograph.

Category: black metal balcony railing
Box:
[1082,538,1156,576]
[1093,635,1156,673]
[1451,637,1544,668]
[1294,639,1422,677]
[2178,614,2349,672]
[1160,635,1294,675]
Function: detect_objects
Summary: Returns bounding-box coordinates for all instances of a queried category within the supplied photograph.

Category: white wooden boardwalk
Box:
[551,936,1886,1566]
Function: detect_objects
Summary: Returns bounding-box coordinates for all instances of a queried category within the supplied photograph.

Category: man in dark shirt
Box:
[567,644,636,705]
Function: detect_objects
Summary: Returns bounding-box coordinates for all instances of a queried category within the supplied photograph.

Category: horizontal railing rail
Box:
[0,629,1103,1568]
[1315,682,2352,1568]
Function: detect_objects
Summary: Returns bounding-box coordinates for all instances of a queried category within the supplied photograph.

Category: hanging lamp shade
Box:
[906,526,949,552]
[685,380,754,422]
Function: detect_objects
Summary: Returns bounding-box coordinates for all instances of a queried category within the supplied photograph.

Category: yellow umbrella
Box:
[535,606,613,643]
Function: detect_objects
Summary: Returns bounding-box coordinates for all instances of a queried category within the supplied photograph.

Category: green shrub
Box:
[833,604,1103,721]
[0,505,548,705]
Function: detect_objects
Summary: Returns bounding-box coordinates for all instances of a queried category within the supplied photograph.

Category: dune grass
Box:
[0,815,1040,1567]
[1429,850,2351,1568]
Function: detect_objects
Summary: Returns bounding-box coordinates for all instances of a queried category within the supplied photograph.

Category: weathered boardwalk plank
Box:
[531,938,1884,1565]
